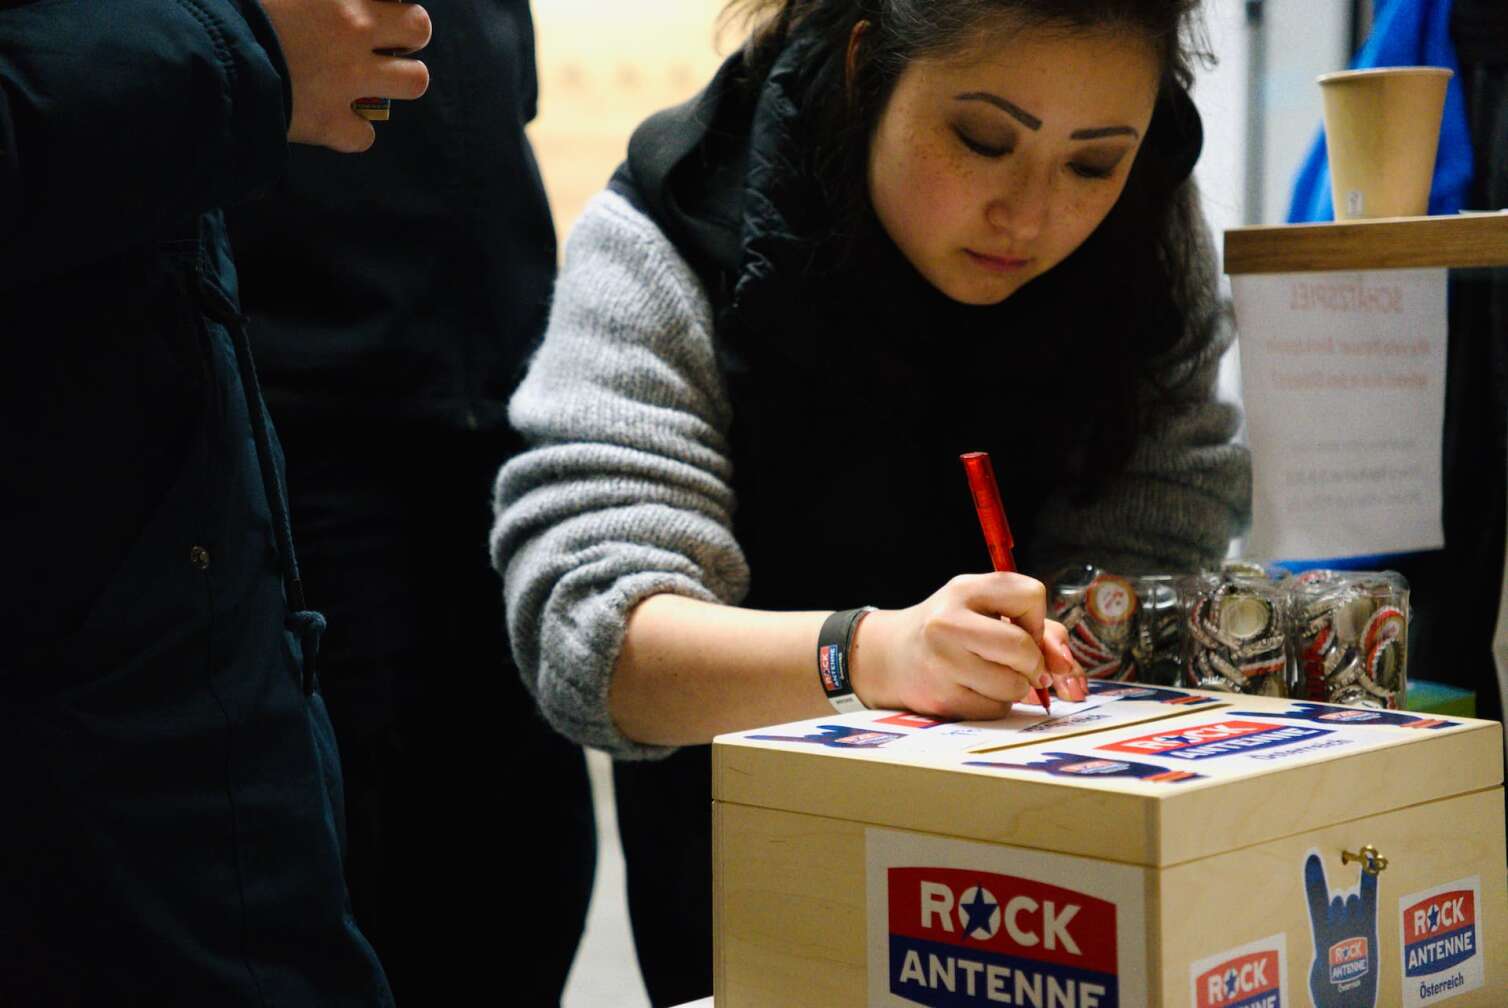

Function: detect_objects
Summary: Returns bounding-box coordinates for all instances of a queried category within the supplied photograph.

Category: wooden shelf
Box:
[1224,212,1508,274]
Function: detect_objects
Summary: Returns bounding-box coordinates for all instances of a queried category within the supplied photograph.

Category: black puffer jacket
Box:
[1,0,292,672]
[0,3,389,1001]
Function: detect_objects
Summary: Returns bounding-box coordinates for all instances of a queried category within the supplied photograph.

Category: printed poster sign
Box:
[1232,268,1447,559]
[1189,934,1287,1008]
[1398,877,1484,1007]
[865,828,1147,1007]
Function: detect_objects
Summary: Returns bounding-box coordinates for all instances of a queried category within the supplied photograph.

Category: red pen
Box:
[960,451,1054,712]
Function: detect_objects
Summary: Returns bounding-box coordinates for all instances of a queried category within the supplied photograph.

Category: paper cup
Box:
[1318,66,1452,219]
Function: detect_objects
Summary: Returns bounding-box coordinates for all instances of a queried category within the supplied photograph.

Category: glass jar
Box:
[1289,569,1410,709]
[1181,570,1293,697]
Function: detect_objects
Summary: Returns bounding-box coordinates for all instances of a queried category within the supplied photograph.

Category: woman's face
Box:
[867,22,1162,306]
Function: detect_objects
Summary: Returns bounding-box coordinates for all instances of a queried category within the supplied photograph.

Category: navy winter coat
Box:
[0,2,390,1002]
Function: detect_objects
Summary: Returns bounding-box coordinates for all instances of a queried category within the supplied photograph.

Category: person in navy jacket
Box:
[0,0,428,1002]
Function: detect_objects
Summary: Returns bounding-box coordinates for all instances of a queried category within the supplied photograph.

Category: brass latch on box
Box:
[1341,844,1389,875]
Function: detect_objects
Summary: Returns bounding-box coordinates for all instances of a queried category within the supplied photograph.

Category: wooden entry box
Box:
[711,686,1506,1007]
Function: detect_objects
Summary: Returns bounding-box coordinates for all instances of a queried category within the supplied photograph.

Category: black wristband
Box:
[817,607,875,713]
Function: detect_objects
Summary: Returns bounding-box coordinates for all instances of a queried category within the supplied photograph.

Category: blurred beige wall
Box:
[529,1,734,242]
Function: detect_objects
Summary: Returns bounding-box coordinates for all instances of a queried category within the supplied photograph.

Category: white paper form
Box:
[723,683,1231,768]
[726,700,1117,765]
[1231,268,1448,560]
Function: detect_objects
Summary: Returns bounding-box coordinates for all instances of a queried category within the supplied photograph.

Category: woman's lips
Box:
[965,249,1031,273]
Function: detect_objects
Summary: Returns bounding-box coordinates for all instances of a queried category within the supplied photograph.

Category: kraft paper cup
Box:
[1318,66,1452,220]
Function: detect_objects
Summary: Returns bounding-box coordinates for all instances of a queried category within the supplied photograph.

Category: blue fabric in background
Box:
[1275,554,1402,574]
[1287,0,1473,222]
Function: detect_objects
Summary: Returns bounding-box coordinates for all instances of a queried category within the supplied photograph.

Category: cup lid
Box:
[1317,66,1454,85]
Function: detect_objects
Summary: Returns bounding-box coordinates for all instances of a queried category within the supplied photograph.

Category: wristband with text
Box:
[817,606,876,713]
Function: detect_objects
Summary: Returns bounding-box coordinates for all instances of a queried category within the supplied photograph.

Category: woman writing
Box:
[492,0,1248,999]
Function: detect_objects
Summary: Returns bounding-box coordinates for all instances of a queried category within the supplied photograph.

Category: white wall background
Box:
[1190,0,1353,415]
[1195,0,1353,235]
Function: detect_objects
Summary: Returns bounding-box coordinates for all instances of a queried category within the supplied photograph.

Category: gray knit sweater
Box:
[491,189,1251,759]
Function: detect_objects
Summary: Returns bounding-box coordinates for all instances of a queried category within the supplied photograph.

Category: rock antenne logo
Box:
[1398,878,1483,1006]
[1327,937,1369,986]
[1099,720,1329,760]
[886,867,1118,1007]
[1403,889,1476,977]
[1194,949,1283,1008]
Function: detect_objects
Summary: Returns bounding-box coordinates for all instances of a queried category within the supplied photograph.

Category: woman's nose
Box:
[985,168,1050,243]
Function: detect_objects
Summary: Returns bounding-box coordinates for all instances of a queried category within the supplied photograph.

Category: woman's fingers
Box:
[939,608,1050,682]
[1051,670,1088,702]
[944,643,1040,706]
[1040,620,1088,702]
[888,573,1097,722]
[949,572,1047,641]
[912,682,1017,722]
[1041,619,1074,671]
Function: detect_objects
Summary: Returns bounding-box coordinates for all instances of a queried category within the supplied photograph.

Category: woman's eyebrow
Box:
[1070,125,1140,140]
[954,91,1041,130]
[954,92,1140,141]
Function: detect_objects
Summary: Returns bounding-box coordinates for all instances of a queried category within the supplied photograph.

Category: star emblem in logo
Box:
[957,885,1000,940]
[1427,905,1440,931]
[1223,967,1241,998]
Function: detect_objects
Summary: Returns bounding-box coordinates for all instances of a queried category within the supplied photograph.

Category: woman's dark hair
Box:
[720,0,1218,498]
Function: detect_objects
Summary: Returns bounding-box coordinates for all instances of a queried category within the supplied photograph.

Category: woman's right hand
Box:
[850,572,1085,720]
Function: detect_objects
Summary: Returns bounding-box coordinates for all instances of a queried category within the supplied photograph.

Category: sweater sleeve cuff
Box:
[532,571,725,763]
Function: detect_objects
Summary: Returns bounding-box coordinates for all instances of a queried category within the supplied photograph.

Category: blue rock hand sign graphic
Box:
[1304,853,1379,1008]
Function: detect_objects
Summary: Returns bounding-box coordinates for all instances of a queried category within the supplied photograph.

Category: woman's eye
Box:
[1069,162,1115,180]
[955,129,1010,158]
